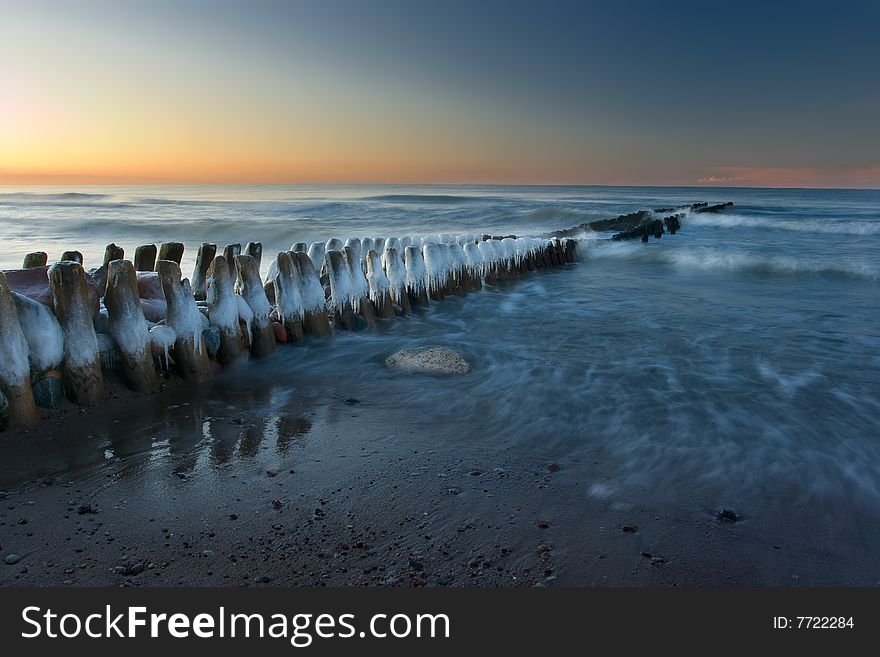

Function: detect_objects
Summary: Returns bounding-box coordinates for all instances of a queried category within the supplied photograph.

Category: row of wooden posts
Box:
[0,236,578,429]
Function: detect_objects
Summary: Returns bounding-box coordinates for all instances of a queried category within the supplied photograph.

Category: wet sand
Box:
[1,364,879,588]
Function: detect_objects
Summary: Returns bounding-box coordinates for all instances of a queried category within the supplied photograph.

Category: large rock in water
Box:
[385,346,472,375]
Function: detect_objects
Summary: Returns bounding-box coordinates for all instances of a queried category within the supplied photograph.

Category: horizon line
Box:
[1,181,879,192]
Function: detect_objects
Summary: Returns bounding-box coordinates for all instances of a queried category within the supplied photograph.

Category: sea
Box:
[1,184,879,543]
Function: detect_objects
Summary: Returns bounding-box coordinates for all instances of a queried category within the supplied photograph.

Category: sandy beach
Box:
[3,356,879,588]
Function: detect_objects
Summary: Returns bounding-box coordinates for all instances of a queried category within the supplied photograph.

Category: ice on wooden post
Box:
[0,272,40,426]
[292,251,332,337]
[344,245,375,326]
[156,260,211,382]
[244,242,263,270]
[291,242,307,253]
[205,256,244,364]
[223,243,241,274]
[325,238,343,253]
[22,252,48,269]
[234,254,276,357]
[381,247,411,314]
[324,249,357,331]
[60,250,83,264]
[344,238,363,266]
[478,240,497,282]
[361,238,375,257]
[134,244,157,272]
[157,242,184,266]
[103,243,124,267]
[48,261,105,405]
[384,237,400,255]
[423,242,448,300]
[307,242,325,274]
[273,252,305,343]
[404,245,429,306]
[104,259,159,393]
[366,249,395,318]
[463,242,483,290]
[190,242,217,300]
[11,292,64,377]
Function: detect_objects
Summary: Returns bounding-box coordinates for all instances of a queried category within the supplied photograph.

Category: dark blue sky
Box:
[4,0,879,185]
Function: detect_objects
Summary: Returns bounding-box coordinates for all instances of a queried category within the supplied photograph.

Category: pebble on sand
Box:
[4,554,21,565]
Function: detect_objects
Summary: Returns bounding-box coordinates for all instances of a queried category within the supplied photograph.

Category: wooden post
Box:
[291,242,307,253]
[190,242,217,300]
[381,247,411,314]
[157,242,184,266]
[223,243,241,273]
[404,245,429,306]
[366,249,395,318]
[104,259,159,393]
[156,260,211,381]
[274,252,305,343]
[60,250,83,264]
[325,250,357,330]
[48,261,104,405]
[244,242,263,271]
[292,252,332,337]
[22,252,48,269]
[463,242,483,291]
[0,272,40,426]
[134,244,157,272]
[344,245,375,326]
[234,254,276,357]
[103,243,124,267]
[205,256,243,364]
[423,242,447,301]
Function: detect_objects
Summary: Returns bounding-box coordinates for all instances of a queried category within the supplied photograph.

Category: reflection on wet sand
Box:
[0,371,317,491]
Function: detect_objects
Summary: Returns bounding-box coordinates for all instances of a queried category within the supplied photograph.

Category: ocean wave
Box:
[0,192,111,204]
[683,212,880,236]
[362,194,486,204]
[587,244,880,281]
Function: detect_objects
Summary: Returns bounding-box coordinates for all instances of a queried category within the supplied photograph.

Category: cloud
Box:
[697,175,744,183]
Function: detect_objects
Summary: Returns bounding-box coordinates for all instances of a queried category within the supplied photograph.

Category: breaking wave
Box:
[587,243,880,281]
[684,212,880,236]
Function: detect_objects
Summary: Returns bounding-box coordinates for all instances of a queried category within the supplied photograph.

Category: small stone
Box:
[271,499,282,510]
[408,559,424,572]
[5,554,21,565]
[537,522,550,529]
[546,463,561,473]
[343,398,360,405]
[384,346,472,375]
[228,514,238,521]
[130,563,145,575]
[202,325,221,360]
[621,524,637,533]
[717,509,739,523]
[32,376,64,410]
[77,504,98,515]
[265,468,278,477]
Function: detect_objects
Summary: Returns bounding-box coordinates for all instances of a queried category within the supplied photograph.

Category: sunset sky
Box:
[2,0,879,187]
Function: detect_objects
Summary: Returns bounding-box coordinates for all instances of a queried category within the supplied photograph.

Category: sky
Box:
[1,0,879,187]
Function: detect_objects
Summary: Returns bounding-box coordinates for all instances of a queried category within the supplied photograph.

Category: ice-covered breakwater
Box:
[0,229,585,429]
